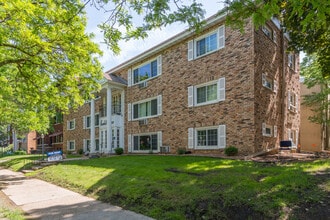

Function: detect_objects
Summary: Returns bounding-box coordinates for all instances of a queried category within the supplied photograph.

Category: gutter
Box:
[106,13,227,74]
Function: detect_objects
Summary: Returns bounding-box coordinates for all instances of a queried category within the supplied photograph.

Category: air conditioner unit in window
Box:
[139,119,148,125]
[139,81,148,88]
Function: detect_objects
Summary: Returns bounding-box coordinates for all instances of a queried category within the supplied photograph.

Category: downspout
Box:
[281,28,287,143]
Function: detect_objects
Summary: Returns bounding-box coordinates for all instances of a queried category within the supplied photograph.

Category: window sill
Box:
[132,75,160,86]
[192,48,220,61]
[195,146,223,150]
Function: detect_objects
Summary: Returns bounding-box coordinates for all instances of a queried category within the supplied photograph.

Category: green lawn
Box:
[1,155,329,219]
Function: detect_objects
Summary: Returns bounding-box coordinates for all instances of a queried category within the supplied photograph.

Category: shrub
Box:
[115,148,124,155]
[177,148,186,155]
[78,149,84,155]
[14,150,27,155]
[224,146,238,156]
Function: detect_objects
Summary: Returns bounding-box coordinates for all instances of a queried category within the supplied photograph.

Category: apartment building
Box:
[63,14,300,155]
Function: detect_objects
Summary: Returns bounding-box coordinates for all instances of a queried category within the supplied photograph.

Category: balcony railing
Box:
[99,105,122,117]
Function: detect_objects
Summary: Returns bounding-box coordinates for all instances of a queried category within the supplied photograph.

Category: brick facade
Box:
[64,14,300,156]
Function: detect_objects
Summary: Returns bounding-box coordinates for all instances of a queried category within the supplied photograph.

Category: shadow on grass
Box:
[11,155,330,219]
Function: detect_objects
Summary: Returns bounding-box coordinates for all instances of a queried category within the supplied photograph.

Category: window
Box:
[288,129,298,147]
[128,95,162,121]
[84,139,99,152]
[67,119,75,130]
[95,114,99,126]
[84,114,99,129]
[188,125,226,149]
[55,135,63,143]
[262,74,273,90]
[67,140,75,151]
[262,74,278,92]
[112,94,121,114]
[127,56,162,86]
[188,78,225,107]
[288,53,296,70]
[288,91,298,112]
[262,123,273,137]
[197,128,218,147]
[262,25,276,43]
[128,132,162,152]
[188,25,225,61]
[85,116,91,129]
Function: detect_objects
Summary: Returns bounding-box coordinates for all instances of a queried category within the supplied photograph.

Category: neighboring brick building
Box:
[64,14,300,156]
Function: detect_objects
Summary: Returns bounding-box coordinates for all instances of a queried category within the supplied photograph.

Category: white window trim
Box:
[188,78,225,107]
[67,140,75,151]
[287,129,298,147]
[288,90,298,113]
[262,123,273,137]
[188,125,226,150]
[128,55,162,86]
[129,131,162,152]
[95,113,100,127]
[262,73,273,91]
[129,95,162,121]
[67,119,75,130]
[188,25,225,61]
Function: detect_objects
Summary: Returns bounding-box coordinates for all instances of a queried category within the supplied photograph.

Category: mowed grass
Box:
[1,155,329,219]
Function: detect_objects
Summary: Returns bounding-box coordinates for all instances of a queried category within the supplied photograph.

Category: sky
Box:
[85,1,224,71]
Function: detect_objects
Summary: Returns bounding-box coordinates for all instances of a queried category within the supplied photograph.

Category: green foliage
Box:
[78,149,84,155]
[223,0,330,78]
[14,150,27,155]
[91,0,206,55]
[177,148,186,155]
[0,0,103,133]
[301,54,330,125]
[0,207,25,220]
[114,147,124,155]
[224,146,238,156]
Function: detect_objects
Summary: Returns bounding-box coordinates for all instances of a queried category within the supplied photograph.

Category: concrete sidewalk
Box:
[0,168,153,220]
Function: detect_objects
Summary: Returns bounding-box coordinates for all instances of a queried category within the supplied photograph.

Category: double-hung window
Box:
[188,125,226,150]
[288,91,298,112]
[128,95,162,121]
[127,56,162,86]
[128,132,162,152]
[288,53,296,70]
[67,140,75,151]
[262,25,277,43]
[83,114,100,129]
[288,129,298,147]
[188,25,225,61]
[188,78,225,107]
[262,73,278,93]
[67,119,75,130]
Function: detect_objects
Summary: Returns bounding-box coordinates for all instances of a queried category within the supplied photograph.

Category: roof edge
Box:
[106,12,227,73]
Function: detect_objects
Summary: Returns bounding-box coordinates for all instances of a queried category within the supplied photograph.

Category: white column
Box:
[107,86,112,153]
[90,99,95,153]
[120,89,125,149]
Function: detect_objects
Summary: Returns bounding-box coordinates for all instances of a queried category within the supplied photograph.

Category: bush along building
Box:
[63,14,300,156]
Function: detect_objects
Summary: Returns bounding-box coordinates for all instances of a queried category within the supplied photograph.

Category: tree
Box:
[301,54,330,150]
[222,0,330,78]
[86,0,206,54]
[0,0,103,133]
[0,0,207,133]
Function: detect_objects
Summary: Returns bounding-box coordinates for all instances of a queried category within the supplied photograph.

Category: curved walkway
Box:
[0,168,153,220]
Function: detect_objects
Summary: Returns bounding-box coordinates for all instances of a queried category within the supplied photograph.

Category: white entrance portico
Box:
[89,74,126,154]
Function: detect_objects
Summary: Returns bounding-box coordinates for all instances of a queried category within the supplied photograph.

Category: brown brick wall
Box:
[117,19,265,155]
[63,97,102,153]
